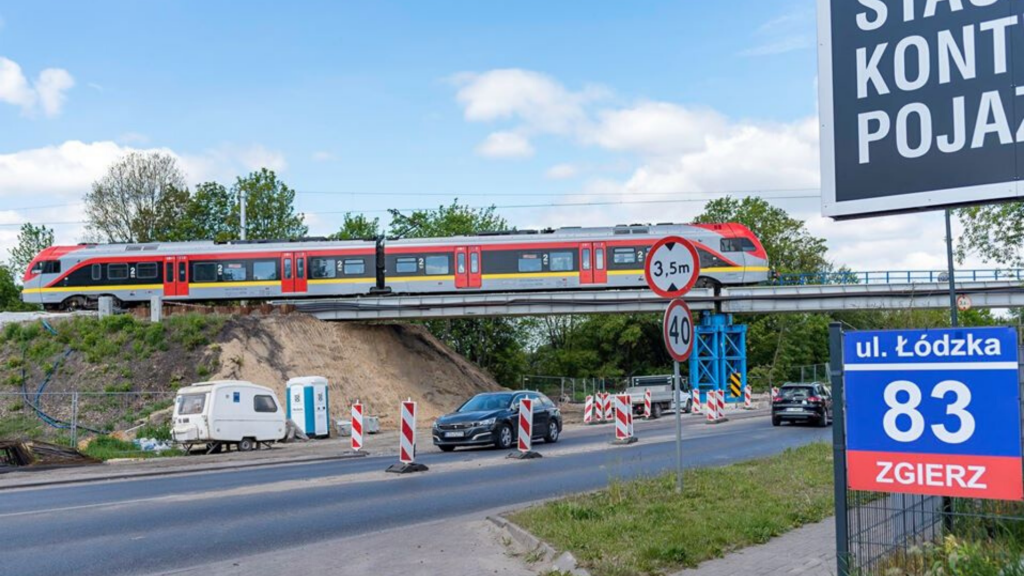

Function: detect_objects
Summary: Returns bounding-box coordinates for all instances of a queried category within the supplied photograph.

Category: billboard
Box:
[818,0,1024,219]
[843,327,1023,501]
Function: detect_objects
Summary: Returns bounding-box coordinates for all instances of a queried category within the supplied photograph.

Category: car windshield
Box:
[177,393,206,415]
[458,394,513,412]
[780,386,815,399]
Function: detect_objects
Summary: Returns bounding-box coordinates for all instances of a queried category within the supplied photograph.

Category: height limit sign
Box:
[644,236,701,298]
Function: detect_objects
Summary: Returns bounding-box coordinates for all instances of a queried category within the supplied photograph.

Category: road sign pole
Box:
[945,209,958,329]
[829,322,850,576]
[674,358,683,494]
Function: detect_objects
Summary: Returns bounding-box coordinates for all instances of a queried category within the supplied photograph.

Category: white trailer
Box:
[171,380,286,453]
[626,375,692,419]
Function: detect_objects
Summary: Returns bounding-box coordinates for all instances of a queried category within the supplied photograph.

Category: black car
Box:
[771,382,833,427]
[432,391,562,452]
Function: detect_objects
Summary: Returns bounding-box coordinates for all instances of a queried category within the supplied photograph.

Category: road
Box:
[0,415,829,576]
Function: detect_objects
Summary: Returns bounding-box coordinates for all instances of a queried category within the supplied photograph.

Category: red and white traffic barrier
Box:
[509,397,541,459]
[584,395,595,424]
[717,389,727,421]
[744,385,753,409]
[771,386,779,399]
[643,389,652,419]
[351,400,364,452]
[613,393,637,444]
[386,398,428,473]
[693,388,701,414]
[603,393,613,421]
[706,391,716,423]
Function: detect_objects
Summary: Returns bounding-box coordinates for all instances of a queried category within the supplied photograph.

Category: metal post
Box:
[674,359,683,493]
[829,323,849,576]
[945,209,958,328]
[240,188,247,241]
[70,390,79,448]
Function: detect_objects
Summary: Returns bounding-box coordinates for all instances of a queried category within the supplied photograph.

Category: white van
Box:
[171,380,286,452]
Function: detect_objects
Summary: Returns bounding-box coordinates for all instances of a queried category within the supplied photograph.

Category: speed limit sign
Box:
[663,299,694,362]
[645,236,701,298]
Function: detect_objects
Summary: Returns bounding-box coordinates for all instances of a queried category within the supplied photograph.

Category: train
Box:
[20,222,770,311]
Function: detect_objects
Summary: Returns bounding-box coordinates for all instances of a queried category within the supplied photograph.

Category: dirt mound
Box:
[211,315,503,427]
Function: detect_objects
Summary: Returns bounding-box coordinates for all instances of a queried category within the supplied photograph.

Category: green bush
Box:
[135,423,171,441]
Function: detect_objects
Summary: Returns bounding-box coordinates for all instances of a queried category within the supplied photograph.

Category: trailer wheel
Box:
[651,403,663,419]
[238,437,256,452]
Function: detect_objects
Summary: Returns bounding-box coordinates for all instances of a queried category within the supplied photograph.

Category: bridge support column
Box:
[689,313,747,408]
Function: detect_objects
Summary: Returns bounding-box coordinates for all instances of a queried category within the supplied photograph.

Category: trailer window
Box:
[343,259,365,275]
[254,394,278,413]
[425,255,449,275]
[549,252,573,272]
[253,261,278,281]
[518,255,543,273]
[177,394,206,415]
[108,263,129,280]
[193,263,217,282]
[311,258,336,279]
[222,263,248,282]
[613,248,636,264]
[395,257,418,274]
[136,262,159,280]
[92,264,103,281]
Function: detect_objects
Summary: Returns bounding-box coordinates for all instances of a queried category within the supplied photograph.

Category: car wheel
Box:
[651,403,663,419]
[772,417,781,427]
[439,445,455,452]
[495,423,514,450]
[819,410,830,427]
[238,437,256,452]
[545,420,560,443]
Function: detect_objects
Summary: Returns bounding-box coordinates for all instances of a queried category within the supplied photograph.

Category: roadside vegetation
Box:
[82,436,183,461]
[510,443,834,576]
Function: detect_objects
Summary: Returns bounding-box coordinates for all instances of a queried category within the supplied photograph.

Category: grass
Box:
[509,442,835,576]
[82,436,182,461]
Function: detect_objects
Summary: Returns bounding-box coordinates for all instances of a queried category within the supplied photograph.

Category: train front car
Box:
[689,222,770,286]
[19,245,91,310]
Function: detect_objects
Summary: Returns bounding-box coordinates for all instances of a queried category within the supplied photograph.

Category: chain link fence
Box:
[519,375,627,403]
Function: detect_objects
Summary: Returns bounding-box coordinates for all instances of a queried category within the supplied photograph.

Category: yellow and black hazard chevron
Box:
[728,373,742,398]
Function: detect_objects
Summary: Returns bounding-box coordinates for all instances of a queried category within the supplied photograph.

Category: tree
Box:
[388,200,507,238]
[84,152,187,243]
[695,196,829,273]
[330,213,380,240]
[0,265,35,311]
[232,168,307,240]
[165,182,235,242]
[956,203,1024,266]
[8,223,54,275]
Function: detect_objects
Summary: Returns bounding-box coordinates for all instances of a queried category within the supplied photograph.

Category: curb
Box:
[0,451,369,491]
[487,515,591,576]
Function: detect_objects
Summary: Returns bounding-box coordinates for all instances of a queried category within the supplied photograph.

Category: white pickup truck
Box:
[625,375,692,419]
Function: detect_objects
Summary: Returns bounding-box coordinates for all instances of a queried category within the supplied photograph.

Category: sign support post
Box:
[674,358,682,493]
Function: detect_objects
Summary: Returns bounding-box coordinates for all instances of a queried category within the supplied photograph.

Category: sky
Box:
[0,0,985,274]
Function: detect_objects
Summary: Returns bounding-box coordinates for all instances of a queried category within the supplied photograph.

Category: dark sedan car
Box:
[772,382,833,427]
[432,391,562,452]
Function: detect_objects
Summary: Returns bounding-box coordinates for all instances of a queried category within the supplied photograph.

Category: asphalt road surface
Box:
[0,415,829,576]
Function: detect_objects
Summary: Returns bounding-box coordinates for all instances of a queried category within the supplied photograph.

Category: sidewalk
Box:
[671,517,837,576]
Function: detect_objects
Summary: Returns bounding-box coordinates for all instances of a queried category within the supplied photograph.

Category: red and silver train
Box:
[21,223,769,310]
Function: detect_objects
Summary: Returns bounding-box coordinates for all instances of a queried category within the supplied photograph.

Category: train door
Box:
[593,242,607,284]
[579,243,594,284]
[163,257,177,296]
[454,247,469,288]
[281,252,295,293]
[176,256,189,297]
[468,246,482,288]
[294,251,307,293]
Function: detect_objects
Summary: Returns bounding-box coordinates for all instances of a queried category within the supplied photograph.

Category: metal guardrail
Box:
[773,269,1024,286]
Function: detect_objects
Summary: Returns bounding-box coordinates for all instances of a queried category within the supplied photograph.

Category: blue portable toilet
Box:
[286,376,330,438]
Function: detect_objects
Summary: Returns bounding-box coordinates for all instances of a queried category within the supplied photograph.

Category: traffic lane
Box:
[2,421,828,576]
[0,412,722,515]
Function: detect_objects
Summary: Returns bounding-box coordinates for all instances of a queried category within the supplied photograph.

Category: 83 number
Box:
[883,380,975,445]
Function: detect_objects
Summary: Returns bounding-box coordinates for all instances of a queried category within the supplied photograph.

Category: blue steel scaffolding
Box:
[688,313,747,405]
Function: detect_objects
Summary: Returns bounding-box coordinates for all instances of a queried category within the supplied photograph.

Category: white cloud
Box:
[545,163,578,180]
[0,57,74,117]
[587,102,729,156]
[118,132,149,145]
[312,151,335,162]
[741,9,815,57]
[476,131,534,159]
[181,143,288,183]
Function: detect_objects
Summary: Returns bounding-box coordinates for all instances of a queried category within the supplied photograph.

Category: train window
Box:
[470,252,479,274]
[165,263,173,282]
[596,248,605,270]
[721,238,757,252]
[193,263,217,282]
[284,259,292,280]
[223,263,248,282]
[136,262,158,280]
[343,259,365,275]
[30,261,42,274]
[613,248,636,264]
[582,249,591,270]
[92,264,103,281]
[311,258,336,279]
[253,261,278,281]
[519,254,543,273]
[396,257,418,274]
[297,258,305,279]
[457,253,466,274]
[179,262,187,282]
[550,252,574,272]
[40,261,61,274]
[425,255,449,275]
[108,263,129,280]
